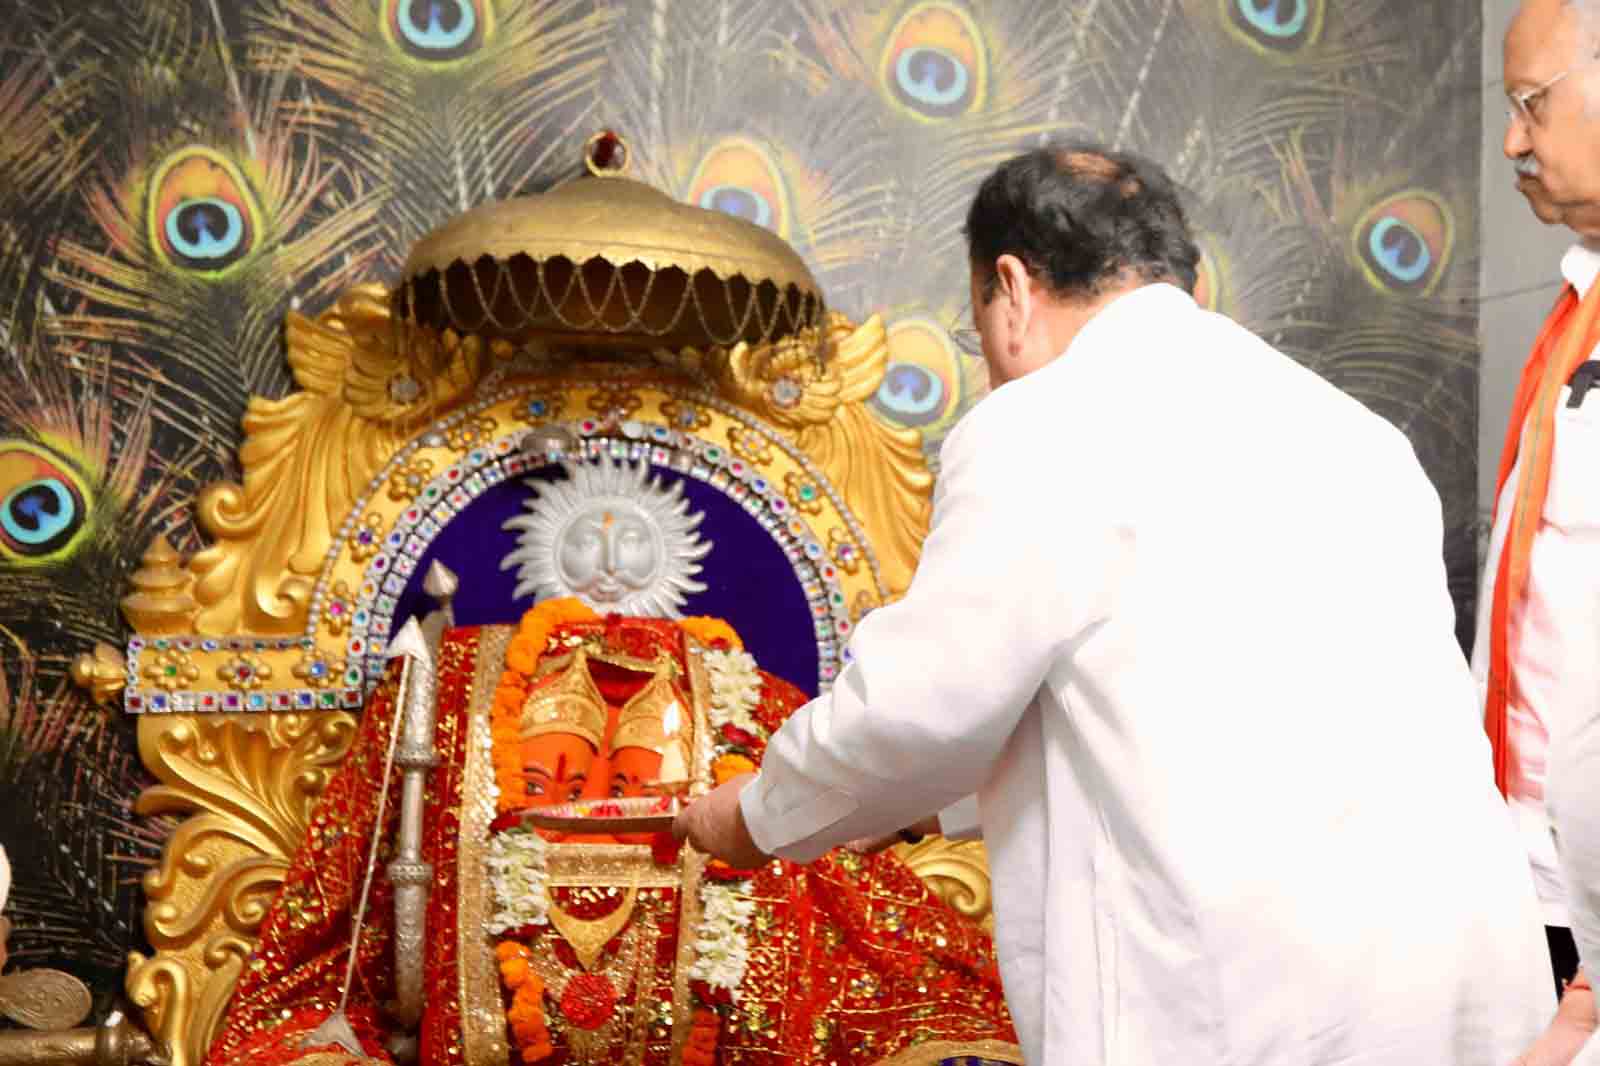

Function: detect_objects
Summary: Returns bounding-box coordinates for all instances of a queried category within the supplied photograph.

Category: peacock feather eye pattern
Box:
[1221,0,1324,55]
[874,316,969,432]
[878,1,988,122]
[686,137,795,238]
[1351,190,1454,298]
[146,146,264,276]
[0,441,91,563]
[382,0,494,64]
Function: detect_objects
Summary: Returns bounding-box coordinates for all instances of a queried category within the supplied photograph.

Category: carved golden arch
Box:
[98,285,992,1066]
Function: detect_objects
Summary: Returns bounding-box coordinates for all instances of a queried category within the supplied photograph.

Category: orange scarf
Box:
[1486,280,1600,795]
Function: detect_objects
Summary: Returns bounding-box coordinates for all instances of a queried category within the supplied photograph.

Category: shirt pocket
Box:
[1541,403,1600,534]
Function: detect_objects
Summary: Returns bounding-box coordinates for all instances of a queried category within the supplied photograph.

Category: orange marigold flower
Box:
[507,999,540,1025]
[711,753,756,785]
[521,1039,554,1063]
[511,1017,545,1044]
[496,940,530,961]
[505,635,543,675]
[679,616,743,651]
[499,956,531,987]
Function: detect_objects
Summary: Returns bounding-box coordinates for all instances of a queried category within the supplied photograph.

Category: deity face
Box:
[556,506,659,605]
[607,746,664,799]
[519,733,596,807]
[501,458,711,618]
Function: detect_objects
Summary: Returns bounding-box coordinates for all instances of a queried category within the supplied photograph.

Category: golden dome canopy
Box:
[395,162,825,353]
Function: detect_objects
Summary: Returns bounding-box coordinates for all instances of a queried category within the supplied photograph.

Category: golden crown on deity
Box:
[519,648,608,749]
[393,130,826,360]
[610,668,692,754]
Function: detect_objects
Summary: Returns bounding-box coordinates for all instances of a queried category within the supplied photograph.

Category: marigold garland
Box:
[680,616,743,650]
[492,598,600,813]
[497,941,553,1063]
[485,604,759,1060]
[711,752,756,785]
[682,1008,721,1066]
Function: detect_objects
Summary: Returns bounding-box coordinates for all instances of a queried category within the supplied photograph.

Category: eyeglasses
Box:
[950,304,982,359]
[1507,69,1572,128]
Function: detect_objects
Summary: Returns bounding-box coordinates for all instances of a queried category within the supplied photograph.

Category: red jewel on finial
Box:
[586,129,627,174]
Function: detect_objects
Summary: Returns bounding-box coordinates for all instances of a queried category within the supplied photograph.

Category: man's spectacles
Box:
[950,303,982,359]
[1507,69,1572,128]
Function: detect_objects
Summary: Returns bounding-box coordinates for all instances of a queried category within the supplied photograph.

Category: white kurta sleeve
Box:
[740,383,1128,862]
[937,794,982,841]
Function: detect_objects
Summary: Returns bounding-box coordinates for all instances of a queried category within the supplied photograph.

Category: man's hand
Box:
[672,773,772,870]
[1512,981,1596,1066]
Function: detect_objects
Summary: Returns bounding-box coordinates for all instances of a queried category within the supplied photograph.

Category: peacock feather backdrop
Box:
[0,0,1481,1017]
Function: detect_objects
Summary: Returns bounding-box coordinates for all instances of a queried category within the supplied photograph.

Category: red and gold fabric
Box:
[204,612,1015,1066]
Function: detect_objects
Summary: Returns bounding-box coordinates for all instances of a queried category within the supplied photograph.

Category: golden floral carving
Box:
[446,414,498,452]
[388,456,436,503]
[586,384,642,420]
[347,513,385,563]
[783,472,824,516]
[291,651,340,689]
[894,838,994,932]
[216,654,271,692]
[513,385,567,426]
[127,712,357,1066]
[726,425,772,465]
[322,581,355,637]
[713,313,933,598]
[179,286,483,636]
[659,397,710,432]
[828,528,862,576]
[143,649,200,691]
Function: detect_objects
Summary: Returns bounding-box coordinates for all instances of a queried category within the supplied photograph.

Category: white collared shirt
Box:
[1471,239,1600,928]
[744,283,1548,1065]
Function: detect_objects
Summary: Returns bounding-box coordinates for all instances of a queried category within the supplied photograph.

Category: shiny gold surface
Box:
[119,538,196,636]
[70,644,127,708]
[393,176,824,354]
[125,712,357,1066]
[895,838,995,932]
[109,165,979,1059]
[183,284,482,636]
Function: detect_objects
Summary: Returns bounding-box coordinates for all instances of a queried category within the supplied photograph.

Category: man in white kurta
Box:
[677,145,1551,1065]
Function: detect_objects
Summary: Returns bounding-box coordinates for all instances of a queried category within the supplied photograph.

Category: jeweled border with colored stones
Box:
[344,419,857,692]
[122,635,366,714]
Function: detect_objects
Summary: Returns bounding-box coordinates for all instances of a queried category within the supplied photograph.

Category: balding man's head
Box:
[1504,0,1600,235]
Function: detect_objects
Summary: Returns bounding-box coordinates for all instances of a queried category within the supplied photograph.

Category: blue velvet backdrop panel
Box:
[393,462,821,695]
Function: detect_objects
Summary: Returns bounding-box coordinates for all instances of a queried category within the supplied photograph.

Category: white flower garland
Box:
[687,881,757,999]
[486,825,550,934]
[700,648,766,742]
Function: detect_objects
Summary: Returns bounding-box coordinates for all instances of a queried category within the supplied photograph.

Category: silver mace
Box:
[302,613,436,1058]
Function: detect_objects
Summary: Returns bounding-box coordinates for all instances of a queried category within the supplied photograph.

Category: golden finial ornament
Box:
[120,535,198,635]
[70,642,127,707]
[583,129,630,176]
[518,648,607,748]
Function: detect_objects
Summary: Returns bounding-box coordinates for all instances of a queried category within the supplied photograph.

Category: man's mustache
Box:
[1515,154,1541,177]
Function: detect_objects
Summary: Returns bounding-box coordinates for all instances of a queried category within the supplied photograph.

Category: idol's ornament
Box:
[61,133,1014,1066]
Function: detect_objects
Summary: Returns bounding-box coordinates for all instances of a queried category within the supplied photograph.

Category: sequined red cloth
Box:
[204,623,1014,1066]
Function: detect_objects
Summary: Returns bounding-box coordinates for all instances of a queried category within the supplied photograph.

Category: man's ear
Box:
[995,254,1030,311]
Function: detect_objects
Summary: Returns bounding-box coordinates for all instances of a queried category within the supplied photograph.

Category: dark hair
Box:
[964,143,1200,303]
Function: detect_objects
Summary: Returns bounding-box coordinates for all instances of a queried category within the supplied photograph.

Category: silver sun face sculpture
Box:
[500,456,711,618]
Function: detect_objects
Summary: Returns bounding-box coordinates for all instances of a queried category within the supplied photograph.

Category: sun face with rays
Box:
[500,457,711,618]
